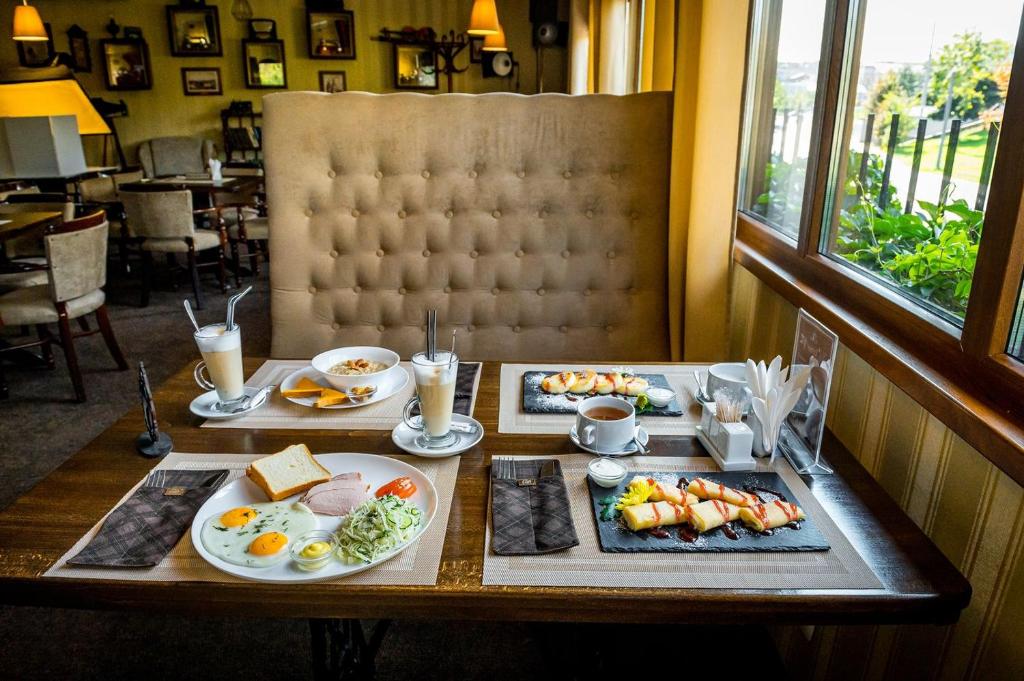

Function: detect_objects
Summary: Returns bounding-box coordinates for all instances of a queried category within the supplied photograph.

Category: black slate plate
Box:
[588,472,831,553]
[522,371,684,416]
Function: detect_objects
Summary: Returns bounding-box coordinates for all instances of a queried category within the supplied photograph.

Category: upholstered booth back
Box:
[264,92,672,361]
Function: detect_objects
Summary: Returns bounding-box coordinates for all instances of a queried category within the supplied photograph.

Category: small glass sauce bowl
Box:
[645,387,675,408]
[588,457,628,488]
[289,530,338,572]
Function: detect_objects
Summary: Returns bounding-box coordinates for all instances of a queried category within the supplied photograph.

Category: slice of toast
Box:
[246,444,331,501]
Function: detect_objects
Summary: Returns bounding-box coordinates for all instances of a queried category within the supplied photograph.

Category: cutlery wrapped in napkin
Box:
[490,458,578,555]
[67,469,229,568]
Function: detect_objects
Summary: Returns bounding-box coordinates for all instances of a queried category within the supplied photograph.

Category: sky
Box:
[777,0,1021,66]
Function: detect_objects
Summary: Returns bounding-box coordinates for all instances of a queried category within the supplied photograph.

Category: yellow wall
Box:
[731,263,1024,681]
[0,0,563,162]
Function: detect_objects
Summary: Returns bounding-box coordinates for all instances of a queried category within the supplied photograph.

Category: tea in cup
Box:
[575,396,636,453]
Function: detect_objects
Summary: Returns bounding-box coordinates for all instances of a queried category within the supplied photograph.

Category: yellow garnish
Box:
[615,477,656,510]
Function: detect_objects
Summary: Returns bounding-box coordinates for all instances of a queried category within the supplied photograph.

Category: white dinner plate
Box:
[190,453,437,583]
[279,364,409,410]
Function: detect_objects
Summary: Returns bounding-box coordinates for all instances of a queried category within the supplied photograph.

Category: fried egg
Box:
[200,501,317,568]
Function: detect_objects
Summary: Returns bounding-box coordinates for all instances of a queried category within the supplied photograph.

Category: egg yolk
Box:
[249,532,288,556]
[219,507,257,527]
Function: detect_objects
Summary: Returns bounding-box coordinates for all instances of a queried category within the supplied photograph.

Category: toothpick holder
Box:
[696,402,755,471]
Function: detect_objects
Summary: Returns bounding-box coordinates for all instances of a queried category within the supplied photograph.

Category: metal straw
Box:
[225,285,253,332]
[448,329,457,367]
[426,309,437,361]
[183,299,200,333]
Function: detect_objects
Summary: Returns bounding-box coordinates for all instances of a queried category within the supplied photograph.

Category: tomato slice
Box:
[375,476,416,499]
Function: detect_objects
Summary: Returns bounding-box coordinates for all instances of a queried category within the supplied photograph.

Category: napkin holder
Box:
[696,402,755,471]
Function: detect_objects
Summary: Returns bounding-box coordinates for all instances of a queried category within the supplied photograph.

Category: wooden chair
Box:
[79,169,145,274]
[120,188,229,310]
[219,203,268,286]
[0,211,128,402]
[0,199,75,291]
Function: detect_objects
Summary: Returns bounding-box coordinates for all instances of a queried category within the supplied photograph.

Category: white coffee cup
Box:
[706,362,750,409]
[575,396,636,453]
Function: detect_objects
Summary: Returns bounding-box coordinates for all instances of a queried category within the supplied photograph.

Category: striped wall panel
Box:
[729,264,1024,681]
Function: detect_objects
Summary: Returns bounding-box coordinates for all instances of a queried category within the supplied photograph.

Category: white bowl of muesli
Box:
[311,346,400,392]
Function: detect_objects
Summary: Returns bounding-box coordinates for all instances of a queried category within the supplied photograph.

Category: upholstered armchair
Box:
[137,137,216,178]
[0,199,76,291]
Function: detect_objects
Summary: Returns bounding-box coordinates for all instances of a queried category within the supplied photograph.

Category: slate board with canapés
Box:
[587,472,831,553]
[522,369,684,416]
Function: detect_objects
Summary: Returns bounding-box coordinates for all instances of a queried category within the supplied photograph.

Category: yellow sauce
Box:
[300,541,332,559]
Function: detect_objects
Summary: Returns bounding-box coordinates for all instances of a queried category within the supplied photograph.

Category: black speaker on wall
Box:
[530,0,569,48]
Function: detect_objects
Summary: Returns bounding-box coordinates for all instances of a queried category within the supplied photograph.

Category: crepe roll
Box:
[594,373,617,394]
[739,501,806,532]
[617,377,649,397]
[622,501,690,532]
[686,500,742,532]
[687,477,760,507]
[632,476,699,506]
[569,369,598,394]
[541,371,575,394]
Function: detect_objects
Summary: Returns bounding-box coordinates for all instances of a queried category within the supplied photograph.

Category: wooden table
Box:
[0,359,970,626]
[0,211,63,243]
[119,175,262,198]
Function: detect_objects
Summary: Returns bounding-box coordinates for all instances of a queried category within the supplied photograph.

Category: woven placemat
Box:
[45,452,460,586]
[483,455,882,589]
[202,360,481,430]
[498,363,706,435]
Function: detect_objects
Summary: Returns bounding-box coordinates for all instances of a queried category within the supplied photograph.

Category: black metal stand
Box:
[309,619,391,681]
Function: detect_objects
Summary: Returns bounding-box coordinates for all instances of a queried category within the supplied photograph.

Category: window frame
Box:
[734,0,1024,485]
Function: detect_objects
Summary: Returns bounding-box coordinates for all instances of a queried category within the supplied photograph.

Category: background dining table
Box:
[0,358,971,627]
[0,210,63,246]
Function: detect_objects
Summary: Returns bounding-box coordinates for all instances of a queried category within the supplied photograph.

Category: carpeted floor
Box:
[0,264,788,680]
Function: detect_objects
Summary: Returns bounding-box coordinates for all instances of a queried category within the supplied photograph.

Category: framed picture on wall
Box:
[307,9,356,59]
[17,23,53,67]
[243,39,287,89]
[469,36,484,63]
[100,38,153,91]
[167,4,222,57]
[318,70,347,93]
[66,25,91,73]
[393,43,438,90]
[182,67,222,95]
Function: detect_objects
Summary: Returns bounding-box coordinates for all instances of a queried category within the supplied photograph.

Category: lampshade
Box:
[0,67,110,135]
[468,0,500,36]
[482,23,507,51]
[13,3,47,41]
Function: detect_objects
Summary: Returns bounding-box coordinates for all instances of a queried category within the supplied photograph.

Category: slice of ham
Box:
[299,472,370,516]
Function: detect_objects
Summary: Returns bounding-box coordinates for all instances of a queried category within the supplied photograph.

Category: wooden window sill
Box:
[734,221,1024,487]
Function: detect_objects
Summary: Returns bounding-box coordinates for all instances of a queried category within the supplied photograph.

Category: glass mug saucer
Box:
[402,351,460,449]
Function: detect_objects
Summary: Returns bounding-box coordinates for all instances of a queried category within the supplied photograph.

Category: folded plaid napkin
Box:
[411,362,480,417]
[491,459,578,555]
[67,469,229,568]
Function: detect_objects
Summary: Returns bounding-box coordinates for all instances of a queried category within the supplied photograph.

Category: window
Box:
[821,0,1020,323]
[739,0,829,238]
[1011,283,1024,362]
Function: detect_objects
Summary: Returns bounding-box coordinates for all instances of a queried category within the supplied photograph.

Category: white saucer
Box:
[280,364,409,410]
[190,386,268,420]
[391,413,484,458]
[570,425,649,457]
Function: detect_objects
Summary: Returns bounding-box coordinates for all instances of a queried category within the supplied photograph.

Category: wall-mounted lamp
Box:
[468,0,500,36]
[231,0,254,21]
[482,23,507,51]
[13,1,47,42]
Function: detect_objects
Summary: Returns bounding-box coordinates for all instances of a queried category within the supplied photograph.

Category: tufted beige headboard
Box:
[264,91,672,361]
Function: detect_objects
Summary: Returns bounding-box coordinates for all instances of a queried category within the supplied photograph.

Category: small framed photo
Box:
[469,36,484,63]
[318,70,348,93]
[393,43,438,90]
[100,38,153,91]
[307,9,356,59]
[166,4,222,57]
[181,67,222,96]
[17,22,53,67]
[243,39,287,89]
[67,25,91,73]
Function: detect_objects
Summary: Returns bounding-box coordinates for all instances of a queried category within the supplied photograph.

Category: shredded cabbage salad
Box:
[336,495,423,563]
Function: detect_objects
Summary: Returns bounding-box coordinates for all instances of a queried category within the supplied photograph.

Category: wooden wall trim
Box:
[734,239,1024,487]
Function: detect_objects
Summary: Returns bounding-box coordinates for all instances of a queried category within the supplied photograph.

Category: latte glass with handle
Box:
[193,323,245,410]
[402,351,459,449]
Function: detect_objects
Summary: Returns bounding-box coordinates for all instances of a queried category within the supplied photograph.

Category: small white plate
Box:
[570,425,649,457]
[190,386,268,420]
[280,364,409,410]
[191,453,437,583]
[391,414,484,458]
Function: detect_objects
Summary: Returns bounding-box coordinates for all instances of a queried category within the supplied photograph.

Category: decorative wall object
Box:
[166,2,222,57]
[393,43,437,90]
[243,20,286,89]
[306,2,355,59]
[100,37,153,90]
[469,36,483,63]
[181,67,222,95]
[318,70,347,93]
[16,22,53,66]
[66,24,90,72]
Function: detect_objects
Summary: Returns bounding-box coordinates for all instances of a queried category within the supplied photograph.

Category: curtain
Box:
[639,0,676,92]
[568,0,643,94]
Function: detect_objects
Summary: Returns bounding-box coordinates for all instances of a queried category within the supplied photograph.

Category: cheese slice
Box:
[281,377,326,398]
[315,388,349,408]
